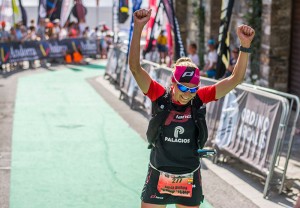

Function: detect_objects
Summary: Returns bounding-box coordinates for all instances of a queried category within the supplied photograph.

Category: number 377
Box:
[172,177,182,183]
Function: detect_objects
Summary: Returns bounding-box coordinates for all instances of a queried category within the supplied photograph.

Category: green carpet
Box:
[10,62,213,208]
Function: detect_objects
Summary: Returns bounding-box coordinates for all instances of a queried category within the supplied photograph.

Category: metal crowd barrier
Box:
[104,46,299,197]
[241,83,300,197]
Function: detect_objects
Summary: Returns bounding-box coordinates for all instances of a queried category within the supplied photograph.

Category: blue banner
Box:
[126,0,143,59]
[0,38,98,64]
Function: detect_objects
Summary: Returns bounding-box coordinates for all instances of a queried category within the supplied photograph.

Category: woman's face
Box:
[172,82,198,105]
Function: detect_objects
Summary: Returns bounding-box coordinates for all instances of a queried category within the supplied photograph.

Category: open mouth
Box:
[180,95,190,101]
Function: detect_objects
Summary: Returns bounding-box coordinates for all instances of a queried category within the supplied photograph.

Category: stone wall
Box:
[266,0,292,91]
[179,0,292,92]
[186,0,199,46]
[204,0,221,42]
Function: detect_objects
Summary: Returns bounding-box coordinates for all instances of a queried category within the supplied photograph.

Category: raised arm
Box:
[129,9,153,93]
[215,25,255,99]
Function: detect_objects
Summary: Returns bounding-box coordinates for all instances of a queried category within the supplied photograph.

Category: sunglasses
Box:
[173,73,199,93]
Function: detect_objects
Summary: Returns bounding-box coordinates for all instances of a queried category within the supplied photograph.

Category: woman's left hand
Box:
[236,25,255,48]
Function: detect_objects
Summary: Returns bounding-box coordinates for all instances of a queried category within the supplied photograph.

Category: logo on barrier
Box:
[39,43,50,57]
[0,46,10,63]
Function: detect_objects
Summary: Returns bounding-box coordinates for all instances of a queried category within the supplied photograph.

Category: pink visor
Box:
[171,66,200,85]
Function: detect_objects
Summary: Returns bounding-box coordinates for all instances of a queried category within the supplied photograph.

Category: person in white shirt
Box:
[202,39,218,78]
[188,43,200,67]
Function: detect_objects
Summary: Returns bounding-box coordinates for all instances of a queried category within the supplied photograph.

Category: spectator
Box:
[90,27,100,39]
[27,26,37,41]
[20,25,28,42]
[201,39,218,78]
[188,43,200,67]
[30,19,35,28]
[82,26,90,38]
[68,22,77,38]
[45,22,55,39]
[59,25,68,40]
[100,28,108,59]
[36,18,46,41]
[15,23,23,41]
[224,47,239,78]
[53,19,61,39]
[9,27,17,41]
[0,21,10,42]
[156,30,168,64]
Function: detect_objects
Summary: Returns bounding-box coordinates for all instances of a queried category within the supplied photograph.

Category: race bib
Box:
[157,172,193,198]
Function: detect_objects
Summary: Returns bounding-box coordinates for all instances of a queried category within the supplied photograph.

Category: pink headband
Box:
[171,66,200,85]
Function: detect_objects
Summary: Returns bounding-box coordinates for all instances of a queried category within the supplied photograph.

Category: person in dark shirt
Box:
[129,9,255,208]
[224,47,239,78]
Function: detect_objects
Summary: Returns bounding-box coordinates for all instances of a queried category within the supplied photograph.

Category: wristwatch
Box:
[239,45,252,53]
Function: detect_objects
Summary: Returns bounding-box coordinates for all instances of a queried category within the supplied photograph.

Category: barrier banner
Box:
[63,38,98,55]
[198,78,221,146]
[155,67,172,87]
[105,47,120,79]
[0,41,41,64]
[214,88,282,172]
[0,38,98,64]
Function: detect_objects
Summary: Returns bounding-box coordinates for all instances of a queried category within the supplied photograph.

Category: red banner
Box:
[144,0,158,52]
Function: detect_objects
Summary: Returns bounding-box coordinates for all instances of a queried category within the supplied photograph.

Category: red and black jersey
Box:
[145,80,217,174]
[145,80,217,104]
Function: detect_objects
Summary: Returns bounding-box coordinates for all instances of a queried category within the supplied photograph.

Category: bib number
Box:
[157,172,193,198]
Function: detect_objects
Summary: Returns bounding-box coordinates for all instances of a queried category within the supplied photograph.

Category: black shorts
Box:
[141,165,204,206]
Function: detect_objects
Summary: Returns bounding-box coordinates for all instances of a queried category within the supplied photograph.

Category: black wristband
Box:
[239,45,252,53]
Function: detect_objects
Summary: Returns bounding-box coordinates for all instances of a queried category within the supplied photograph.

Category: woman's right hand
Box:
[133,9,152,28]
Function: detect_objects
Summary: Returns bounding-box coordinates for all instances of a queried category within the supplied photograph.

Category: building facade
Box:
[175,0,300,99]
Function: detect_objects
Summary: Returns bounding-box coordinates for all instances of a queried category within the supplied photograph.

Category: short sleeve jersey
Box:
[145,80,217,174]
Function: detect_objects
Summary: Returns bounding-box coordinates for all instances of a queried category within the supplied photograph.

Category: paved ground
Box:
[0,60,299,208]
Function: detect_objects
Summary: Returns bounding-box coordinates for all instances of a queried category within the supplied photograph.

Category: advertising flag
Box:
[216,0,234,79]
[161,0,186,60]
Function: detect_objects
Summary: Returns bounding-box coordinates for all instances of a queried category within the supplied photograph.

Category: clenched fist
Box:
[237,25,255,48]
[133,9,152,28]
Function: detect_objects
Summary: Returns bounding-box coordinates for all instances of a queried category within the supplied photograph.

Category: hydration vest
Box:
[146,89,208,149]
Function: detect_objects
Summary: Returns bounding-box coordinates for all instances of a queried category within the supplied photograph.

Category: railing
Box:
[104,46,300,198]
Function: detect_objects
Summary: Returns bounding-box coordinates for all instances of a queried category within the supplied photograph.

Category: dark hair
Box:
[190,43,197,50]
[232,47,239,53]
